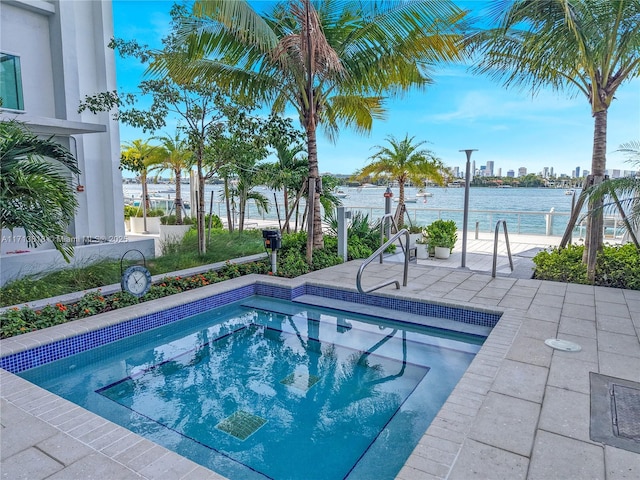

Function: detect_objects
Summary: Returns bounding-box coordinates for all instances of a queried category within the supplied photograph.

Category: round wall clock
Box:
[121,265,152,297]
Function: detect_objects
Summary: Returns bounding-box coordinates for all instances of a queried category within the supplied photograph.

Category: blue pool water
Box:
[19,296,485,480]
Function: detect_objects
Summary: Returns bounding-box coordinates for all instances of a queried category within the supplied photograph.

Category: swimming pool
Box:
[3,283,500,479]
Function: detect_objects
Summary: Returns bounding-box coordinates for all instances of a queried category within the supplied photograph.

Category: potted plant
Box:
[159,214,194,243]
[123,205,138,232]
[407,225,424,248]
[425,219,457,259]
[415,229,429,259]
[130,208,164,234]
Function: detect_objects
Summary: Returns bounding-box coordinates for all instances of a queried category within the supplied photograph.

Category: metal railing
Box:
[492,220,514,278]
[357,214,410,294]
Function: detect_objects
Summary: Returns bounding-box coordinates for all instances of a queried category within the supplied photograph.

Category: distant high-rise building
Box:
[480,165,486,176]
[543,167,549,178]
[583,170,589,177]
[518,167,527,177]
[550,167,554,177]
[575,166,581,178]
[452,166,460,178]
[472,160,476,177]
[486,161,494,177]
[497,168,502,177]
[612,169,621,178]
[507,170,515,178]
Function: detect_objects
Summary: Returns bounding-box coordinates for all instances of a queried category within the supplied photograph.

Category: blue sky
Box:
[112,0,640,178]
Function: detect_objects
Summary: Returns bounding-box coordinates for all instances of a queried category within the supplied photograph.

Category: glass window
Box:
[0,53,24,111]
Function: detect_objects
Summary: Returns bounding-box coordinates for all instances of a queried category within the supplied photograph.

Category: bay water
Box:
[124,183,586,236]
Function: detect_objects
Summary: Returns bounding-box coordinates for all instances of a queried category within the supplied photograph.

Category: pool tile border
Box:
[1,278,499,375]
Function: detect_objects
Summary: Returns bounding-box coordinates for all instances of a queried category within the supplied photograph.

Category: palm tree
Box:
[153,132,193,225]
[355,134,445,228]
[173,0,465,262]
[471,0,640,282]
[0,120,80,261]
[260,142,308,233]
[120,139,164,232]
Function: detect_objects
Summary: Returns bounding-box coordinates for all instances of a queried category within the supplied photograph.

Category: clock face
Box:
[121,266,151,297]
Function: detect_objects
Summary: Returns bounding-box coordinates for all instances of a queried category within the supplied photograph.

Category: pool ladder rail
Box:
[357,215,410,294]
[492,220,514,277]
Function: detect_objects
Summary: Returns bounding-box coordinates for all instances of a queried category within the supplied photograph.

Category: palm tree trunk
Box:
[398,179,406,228]
[283,186,290,233]
[174,168,183,224]
[584,109,607,282]
[306,124,323,256]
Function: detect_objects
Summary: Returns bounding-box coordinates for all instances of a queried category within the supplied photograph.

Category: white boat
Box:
[565,189,575,195]
[416,189,433,197]
[334,189,349,198]
[393,197,418,203]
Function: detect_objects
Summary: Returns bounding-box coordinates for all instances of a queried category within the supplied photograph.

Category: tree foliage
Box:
[355,134,445,227]
[168,0,466,261]
[0,121,80,261]
[471,0,640,282]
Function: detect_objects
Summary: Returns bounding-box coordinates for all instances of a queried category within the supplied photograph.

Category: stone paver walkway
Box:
[2,258,639,479]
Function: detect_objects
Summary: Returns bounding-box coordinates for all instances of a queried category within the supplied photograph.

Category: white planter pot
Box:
[130,216,161,234]
[409,233,422,248]
[159,224,192,244]
[434,246,451,259]
[416,243,428,259]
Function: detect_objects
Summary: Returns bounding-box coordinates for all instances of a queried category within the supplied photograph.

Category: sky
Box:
[111,0,640,178]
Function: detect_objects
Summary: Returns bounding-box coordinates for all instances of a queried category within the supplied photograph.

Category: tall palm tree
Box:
[471,0,640,282]
[0,121,80,261]
[172,0,465,262]
[120,139,164,232]
[154,132,193,224]
[355,134,445,228]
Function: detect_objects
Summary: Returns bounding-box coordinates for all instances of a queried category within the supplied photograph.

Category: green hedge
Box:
[533,243,640,289]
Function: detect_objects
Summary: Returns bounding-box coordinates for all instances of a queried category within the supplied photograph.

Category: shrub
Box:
[425,219,457,251]
[532,243,640,289]
[135,208,164,218]
[532,244,588,284]
[160,214,194,225]
[124,205,139,219]
[204,214,224,230]
[0,260,270,339]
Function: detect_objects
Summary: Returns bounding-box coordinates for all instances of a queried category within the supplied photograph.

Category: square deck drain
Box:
[590,372,640,453]
[216,410,267,441]
[280,372,320,392]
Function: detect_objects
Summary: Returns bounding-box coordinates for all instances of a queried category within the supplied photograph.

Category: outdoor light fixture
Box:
[262,229,282,274]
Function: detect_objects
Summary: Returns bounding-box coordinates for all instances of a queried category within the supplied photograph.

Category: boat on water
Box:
[565,189,575,195]
[334,189,349,199]
[416,189,433,197]
[393,197,418,203]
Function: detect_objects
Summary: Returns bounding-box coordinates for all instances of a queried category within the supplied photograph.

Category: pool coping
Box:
[2,261,639,479]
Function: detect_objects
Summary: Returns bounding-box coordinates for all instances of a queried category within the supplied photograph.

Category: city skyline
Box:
[112,1,640,178]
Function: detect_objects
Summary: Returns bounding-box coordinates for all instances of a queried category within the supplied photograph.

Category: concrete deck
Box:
[2,249,639,479]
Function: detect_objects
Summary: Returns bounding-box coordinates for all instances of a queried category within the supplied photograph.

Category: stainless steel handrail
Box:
[492,220,514,277]
[357,228,410,294]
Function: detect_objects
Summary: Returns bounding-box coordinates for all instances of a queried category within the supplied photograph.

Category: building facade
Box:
[0,0,151,285]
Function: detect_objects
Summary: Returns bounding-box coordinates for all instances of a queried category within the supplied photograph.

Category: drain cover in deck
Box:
[280,372,320,392]
[612,384,640,440]
[216,410,267,441]
[590,372,640,453]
